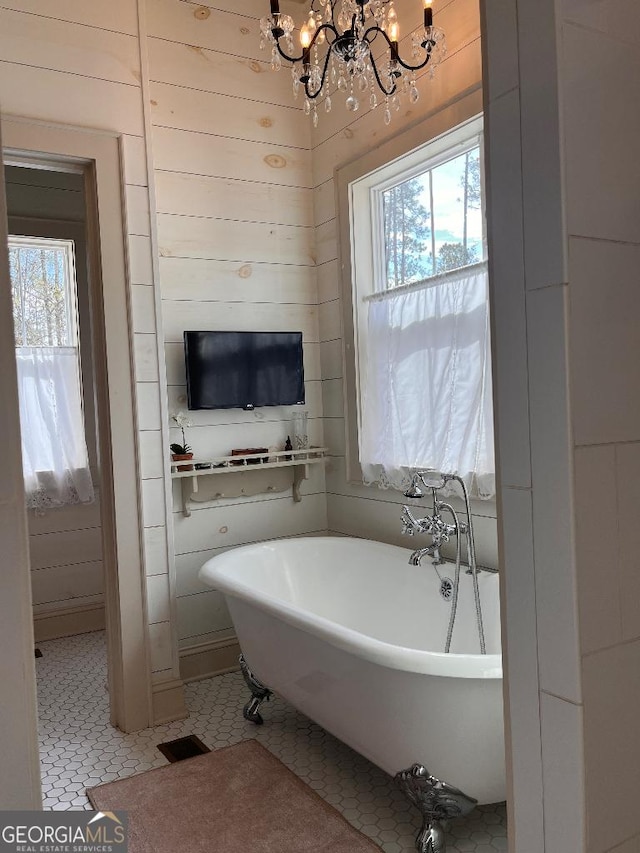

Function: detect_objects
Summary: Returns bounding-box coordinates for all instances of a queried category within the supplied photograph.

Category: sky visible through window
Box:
[383,146,484,289]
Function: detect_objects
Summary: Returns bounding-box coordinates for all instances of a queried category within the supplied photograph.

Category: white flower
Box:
[171,411,192,429]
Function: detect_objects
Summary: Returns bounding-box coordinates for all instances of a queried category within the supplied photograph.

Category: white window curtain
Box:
[359,264,495,498]
[16,346,94,511]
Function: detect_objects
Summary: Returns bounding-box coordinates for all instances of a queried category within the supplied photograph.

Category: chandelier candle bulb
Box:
[300,24,312,48]
[389,20,399,61]
[424,0,433,28]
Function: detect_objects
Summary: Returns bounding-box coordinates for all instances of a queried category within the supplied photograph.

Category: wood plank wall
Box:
[146,0,328,662]
[0,0,177,684]
[310,0,499,566]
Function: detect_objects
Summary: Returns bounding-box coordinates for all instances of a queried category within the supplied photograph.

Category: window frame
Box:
[336,113,486,487]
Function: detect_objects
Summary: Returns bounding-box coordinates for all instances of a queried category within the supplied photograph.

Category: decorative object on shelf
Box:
[231,447,270,465]
[170,410,194,471]
[284,435,293,461]
[291,409,309,454]
[260,0,446,126]
[170,447,194,471]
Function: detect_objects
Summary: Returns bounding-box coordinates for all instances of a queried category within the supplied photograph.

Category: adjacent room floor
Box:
[36,631,507,852]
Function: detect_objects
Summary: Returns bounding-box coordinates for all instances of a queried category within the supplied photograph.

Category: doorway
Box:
[5,163,114,759]
[7,166,106,639]
[0,120,153,807]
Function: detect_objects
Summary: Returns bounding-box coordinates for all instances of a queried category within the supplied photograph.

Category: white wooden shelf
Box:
[171,447,329,516]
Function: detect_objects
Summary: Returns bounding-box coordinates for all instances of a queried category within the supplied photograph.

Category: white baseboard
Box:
[151,677,189,726]
[179,635,241,683]
[33,602,105,642]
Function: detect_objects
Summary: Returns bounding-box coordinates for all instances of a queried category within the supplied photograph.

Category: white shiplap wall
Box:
[0,0,177,692]
[146,0,328,661]
[310,0,499,565]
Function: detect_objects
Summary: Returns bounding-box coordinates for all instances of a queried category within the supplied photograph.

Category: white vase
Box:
[291,410,308,455]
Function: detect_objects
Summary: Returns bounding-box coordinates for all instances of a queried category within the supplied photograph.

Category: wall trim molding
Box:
[2,115,154,734]
[151,677,189,726]
[33,603,105,643]
[179,635,241,684]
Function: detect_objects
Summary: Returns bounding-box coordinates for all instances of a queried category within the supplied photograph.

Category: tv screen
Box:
[184,331,305,411]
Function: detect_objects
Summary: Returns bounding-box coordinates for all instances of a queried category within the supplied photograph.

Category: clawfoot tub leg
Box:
[395,764,478,853]
[239,654,272,725]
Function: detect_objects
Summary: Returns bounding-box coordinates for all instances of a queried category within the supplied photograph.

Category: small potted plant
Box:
[170,411,194,471]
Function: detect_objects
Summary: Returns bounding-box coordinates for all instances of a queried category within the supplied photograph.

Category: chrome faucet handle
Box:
[401,505,419,535]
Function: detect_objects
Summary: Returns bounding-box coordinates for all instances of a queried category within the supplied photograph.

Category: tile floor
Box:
[36,631,507,852]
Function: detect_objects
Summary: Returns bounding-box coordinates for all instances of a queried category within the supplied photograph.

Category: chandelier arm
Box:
[362,25,383,44]
[273,21,339,65]
[273,37,305,64]
[362,24,435,74]
[302,44,334,100]
[394,43,435,73]
[369,53,398,97]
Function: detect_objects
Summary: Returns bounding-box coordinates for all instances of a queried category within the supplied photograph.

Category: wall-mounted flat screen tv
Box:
[184,330,305,411]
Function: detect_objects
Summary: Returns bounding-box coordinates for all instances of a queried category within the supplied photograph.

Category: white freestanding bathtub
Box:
[199,536,505,805]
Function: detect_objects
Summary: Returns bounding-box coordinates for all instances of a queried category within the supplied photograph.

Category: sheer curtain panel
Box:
[359,265,495,498]
[16,346,94,511]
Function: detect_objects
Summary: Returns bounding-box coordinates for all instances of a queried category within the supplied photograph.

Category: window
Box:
[345,118,495,498]
[382,146,484,286]
[10,236,94,510]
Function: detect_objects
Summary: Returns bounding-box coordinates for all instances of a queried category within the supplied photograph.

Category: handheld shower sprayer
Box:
[419,470,449,490]
[404,474,425,499]
[404,470,450,499]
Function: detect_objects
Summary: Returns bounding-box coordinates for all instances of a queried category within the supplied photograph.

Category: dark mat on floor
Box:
[87,739,381,853]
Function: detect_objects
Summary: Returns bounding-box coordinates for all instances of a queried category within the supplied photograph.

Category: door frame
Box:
[0,120,42,810]
[3,116,153,739]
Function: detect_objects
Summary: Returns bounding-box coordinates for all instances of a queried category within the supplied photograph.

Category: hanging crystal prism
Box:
[409,73,420,104]
[384,96,391,125]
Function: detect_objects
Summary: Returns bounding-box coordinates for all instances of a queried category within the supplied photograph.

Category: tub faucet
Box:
[409,545,441,566]
[402,470,487,655]
[402,484,454,566]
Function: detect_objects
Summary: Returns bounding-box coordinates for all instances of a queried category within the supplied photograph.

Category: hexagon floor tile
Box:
[36,631,507,851]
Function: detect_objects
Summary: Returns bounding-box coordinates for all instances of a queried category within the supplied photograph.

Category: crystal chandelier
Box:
[260,0,446,126]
